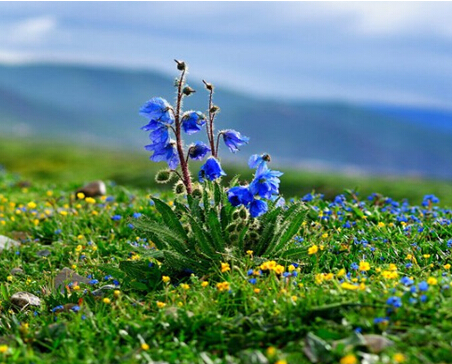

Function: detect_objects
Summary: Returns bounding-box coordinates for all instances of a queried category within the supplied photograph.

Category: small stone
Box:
[362,334,394,353]
[54,267,90,292]
[0,235,20,251]
[11,292,41,309]
[37,249,51,257]
[10,268,24,276]
[76,181,106,198]
[91,285,117,297]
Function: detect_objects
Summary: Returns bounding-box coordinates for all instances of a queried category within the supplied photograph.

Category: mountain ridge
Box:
[0,63,451,179]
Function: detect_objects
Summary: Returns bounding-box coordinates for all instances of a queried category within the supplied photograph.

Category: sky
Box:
[1,2,452,109]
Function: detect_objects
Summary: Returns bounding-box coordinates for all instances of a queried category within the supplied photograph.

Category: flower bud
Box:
[226,223,237,234]
[191,184,203,199]
[174,181,186,195]
[174,59,186,71]
[203,80,214,91]
[183,86,196,96]
[155,169,173,184]
[210,105,220,114]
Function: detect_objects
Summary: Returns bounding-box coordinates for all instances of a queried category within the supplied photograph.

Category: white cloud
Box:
[9,16,57,44]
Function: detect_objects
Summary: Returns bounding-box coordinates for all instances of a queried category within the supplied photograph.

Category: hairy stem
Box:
[175,68,193,194]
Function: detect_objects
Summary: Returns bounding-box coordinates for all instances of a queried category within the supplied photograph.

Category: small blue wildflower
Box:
[386,296,402,308]
[52,305,64,313]
[113,280,120,286]
[400,276,414,286]
[418,281,429,291]
[88,279,99,285]
[343,221,351,229]
[283,272,292,278]
[247,269,254,276]
[81,315,87,320]
[111,215,122,221]
[405,262,413,269]
[410,285,417,294]
[409,298,417,304]
[188,141,211,161]
[70,305,81,313]
[373,317,387,324]
[55,229,62,235]
[302,193,313,202]
[221,129,249,153]
[350,262,359,270]
[248,278,257,284]
[133,212,142,219]
[354,327,362,334]
[292,271,298,277]
[420,294,427,302]
[199,157,226,182]
[181,111,206,134]
[128,223,134,229]
[104,275,112,281]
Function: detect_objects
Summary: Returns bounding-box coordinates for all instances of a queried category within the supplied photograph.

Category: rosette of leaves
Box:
[133,179,308,276]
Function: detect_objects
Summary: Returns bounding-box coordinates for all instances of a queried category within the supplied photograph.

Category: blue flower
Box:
[249,199,268,218]
[350,262,359,270]
[248,154,270,175]
[88,279,99,285]
[111,215,122,221]
[188,141,211,161]
[181,111,206,135]
[386,296,402,308]
[249,169,283,200]
[227,186,254,207]
[139,97,174,124]
[52,305,64,313]
[418,281,429,291]
[221,129,249,153]
[145,141,179,170]
[400,276,414,286]
[198,157,226,182]
[248,278,257,284]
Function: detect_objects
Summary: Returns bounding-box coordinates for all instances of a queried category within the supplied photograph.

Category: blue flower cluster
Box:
[227,154,283,218]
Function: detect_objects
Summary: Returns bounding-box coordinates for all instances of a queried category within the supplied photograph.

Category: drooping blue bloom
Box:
[139,97,174,124]
[249,199,268,218]
[386,296,402,308]
[198,157,226,182]
[227,186,254,207]
[181,111,206,135]
[248,154,270,175]
[145,141,179,170]
[188,141,211,161]
[249,168,283,199]
[221,129,249,153]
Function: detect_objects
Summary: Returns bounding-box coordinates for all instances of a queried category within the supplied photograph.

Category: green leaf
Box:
[152,197,188,241]
[213,181,223,207]
[207,209,225,253]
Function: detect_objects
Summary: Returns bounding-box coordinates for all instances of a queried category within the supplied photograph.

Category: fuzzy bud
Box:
[174,59,186,71]
[226,224,237,234]
[192,184,203,199]
[210,105,220,114]
[183,86,196,96]
[174,181,186,195]
[203,80,214,91]
[155,169,173,184]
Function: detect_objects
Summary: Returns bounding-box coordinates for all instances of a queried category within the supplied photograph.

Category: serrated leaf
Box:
[152,197,188,241]
[207,209,225,252]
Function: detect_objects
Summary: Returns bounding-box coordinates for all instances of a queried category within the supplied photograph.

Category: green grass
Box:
[1,137,452,206]
[0,167,451,363]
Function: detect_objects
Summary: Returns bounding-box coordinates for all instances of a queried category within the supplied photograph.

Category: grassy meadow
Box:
[0,137,451,363]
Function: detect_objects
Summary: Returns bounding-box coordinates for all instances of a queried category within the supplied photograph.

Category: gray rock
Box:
[0,235,20,251]
[76,181,106,198]
[37,249,51,257]
[11,292,41,309]
[10,267,24,276]
[91,285,117,296]
[54,267,91,292]
[362,334,394,353]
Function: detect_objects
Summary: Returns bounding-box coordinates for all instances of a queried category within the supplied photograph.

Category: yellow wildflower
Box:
[273,265,285,275]
[114,290,120,298]
[427,277,438,285]
[217,282,230,292]
[324,273,334,281]
[359,261,370,271]
[337,268,346,278]
[181,283,190,290]
[378,222,385,228]
[141,343,149,351]
[340,354,357,364]
[103,298,111,304]
[321,233,328,239]
[341,282,359,290]
[201,281,209,288]
[423,254,431,259]
[266,346,276,357]
[308,245,318,255]
[246,250,253,255]
[162,276,170,283]
[0,344,8,353]
[393,353,406,363]
[444,264,451,270]
[254,288,261,294]
[156,301,166,308]
[77,192,85,199]
[85,197,96,204]
[221,262,230,273]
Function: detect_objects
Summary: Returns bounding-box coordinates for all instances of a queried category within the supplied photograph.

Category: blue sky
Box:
[1,2,452,108]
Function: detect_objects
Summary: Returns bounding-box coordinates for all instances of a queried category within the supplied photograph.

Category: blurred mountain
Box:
[0,63,451,179]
